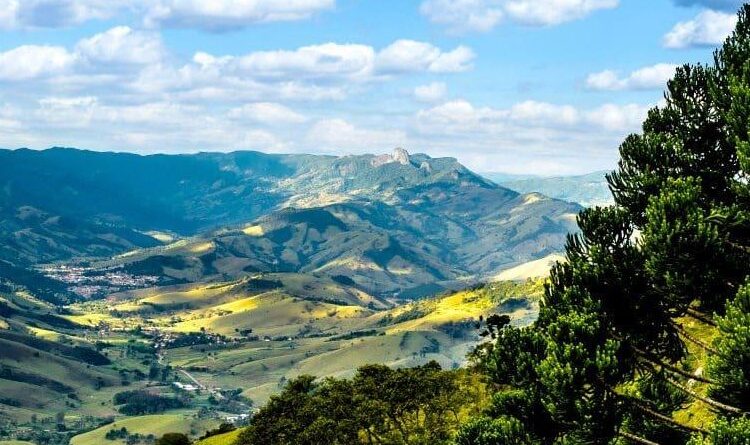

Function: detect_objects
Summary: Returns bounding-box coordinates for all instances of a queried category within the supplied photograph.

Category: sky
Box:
[0,0,743,175]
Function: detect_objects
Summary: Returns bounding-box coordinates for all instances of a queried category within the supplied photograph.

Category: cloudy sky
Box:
[0,0,742,175]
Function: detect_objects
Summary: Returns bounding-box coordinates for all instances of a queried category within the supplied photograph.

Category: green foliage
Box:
[237,362,479,445]
[156,432,191,445]
[113,390,186,416]
[461,4,750,444]
[688,417,750,445]
[707,283,750,411]
[454,416,534,445]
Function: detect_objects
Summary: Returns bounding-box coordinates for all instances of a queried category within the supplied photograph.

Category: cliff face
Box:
[371,147,412,167]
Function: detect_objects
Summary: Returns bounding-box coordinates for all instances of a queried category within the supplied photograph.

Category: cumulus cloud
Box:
[672,0,743,11]
[76,26,165,65]
[143,0,335,31]
[306,119,407,152]
[417,99,648,134]
[29,95,291,153]
[228,102,307,124]
[0,29,469,106]
[504,0,619,26]
[233,43,376,80]
[414,82,448,102]
[509,101,580,126]
[0,0,135,29]
[0,45,75,81]
[419,0,504,33]
[375,40,474,74]
[411,98,650,175]
[420,0,618,32]
[0,0,334,30]
[664,10,737,48]
[173,40,472,94]
[585,63,678,90]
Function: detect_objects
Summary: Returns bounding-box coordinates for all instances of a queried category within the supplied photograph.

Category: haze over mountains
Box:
[486,171,613,207]
[0,147,581,300]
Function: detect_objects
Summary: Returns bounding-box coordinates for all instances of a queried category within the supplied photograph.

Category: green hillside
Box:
[0,275,544,443]
[0,147,578,303]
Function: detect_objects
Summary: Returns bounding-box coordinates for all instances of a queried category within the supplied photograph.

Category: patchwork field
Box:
[1,266,546,443]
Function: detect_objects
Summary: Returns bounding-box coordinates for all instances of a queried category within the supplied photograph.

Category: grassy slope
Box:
[70,414,219,445]
[670,314,720,431]
[196,429,242,445]
[143,279,545,404]
[2,260,546,438]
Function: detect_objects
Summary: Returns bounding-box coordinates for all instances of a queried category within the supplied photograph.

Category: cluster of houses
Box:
[171,382,200,392]
[40,264,159,298]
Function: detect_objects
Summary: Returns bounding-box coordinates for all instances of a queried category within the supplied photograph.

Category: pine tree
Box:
[707,283,750,412]
[461,4,750,444]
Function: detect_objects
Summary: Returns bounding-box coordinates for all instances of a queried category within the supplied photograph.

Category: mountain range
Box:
[0,147,581,300]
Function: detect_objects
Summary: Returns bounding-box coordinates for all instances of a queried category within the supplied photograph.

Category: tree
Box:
[156,432,191,445]
[237,362,480,445]
[461,4,750,444]
[706,283,750,411]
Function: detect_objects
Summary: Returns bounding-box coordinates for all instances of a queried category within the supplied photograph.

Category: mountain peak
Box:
[391,147,410,165]
[371,147,412,167]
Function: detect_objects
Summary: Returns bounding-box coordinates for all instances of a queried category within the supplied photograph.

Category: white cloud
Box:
[412,99,650,175]
[504,0,619,26]
[420,0,618,32]
[0,31,468,109]
[143,0,335,30]
[0,45,75,81]
[0,0,334,31]
[585,63,678,90]
[417,99,648,133]
[584,103,649,131]
[419,0,504,33]
[228,102,307,124]
[414,82,448,102]
[509,101,579,126]
[235,43,376,80]
[673,0,743,11]
[429,46,476,73]
[29,95,291,153]
[663,10,737,48]
[76,26,165,65]
[375,40,474,74]
[307,119,406,151]
[0,0,134,30]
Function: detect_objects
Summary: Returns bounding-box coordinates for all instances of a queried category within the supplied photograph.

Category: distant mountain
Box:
[484,171,613,207]
[0,147,581,299]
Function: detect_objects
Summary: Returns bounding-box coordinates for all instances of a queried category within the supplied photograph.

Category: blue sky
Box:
[0,0,743,175]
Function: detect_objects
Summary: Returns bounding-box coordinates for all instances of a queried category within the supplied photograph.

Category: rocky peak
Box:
[371,147,412,167]
[391,147,410,165]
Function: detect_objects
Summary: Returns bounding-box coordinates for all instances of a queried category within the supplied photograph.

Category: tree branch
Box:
[599,378,706,434]
[672,323,719,355]
[619,431,662,445]
[685,308,717,327]
[663,374,746,415]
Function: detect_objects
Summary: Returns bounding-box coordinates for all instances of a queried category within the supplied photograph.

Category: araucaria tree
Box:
[461,5,750,445]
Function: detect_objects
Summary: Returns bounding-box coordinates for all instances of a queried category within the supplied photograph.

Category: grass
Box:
[2,277,543,437]
[242,225,264,236]
[196,428,242,445]
[670,312,720,431]
[70,414,219,445]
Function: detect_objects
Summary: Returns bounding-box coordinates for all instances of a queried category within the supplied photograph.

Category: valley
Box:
[0,147,573,444]
[0,272,544,444]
